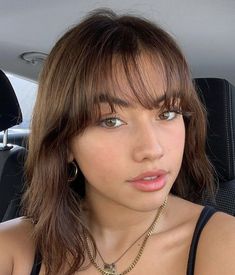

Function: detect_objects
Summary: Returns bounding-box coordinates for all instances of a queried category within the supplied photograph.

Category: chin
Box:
[126,194,168,213]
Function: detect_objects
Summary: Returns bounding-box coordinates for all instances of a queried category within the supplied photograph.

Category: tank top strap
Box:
[187,205,217,275]
[30,251,42,275]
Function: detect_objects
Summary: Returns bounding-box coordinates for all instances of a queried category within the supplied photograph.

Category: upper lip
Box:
[128,169,167,182]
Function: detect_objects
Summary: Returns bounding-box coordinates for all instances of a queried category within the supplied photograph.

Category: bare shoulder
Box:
[195,210,235,275]
[167,196,235,274]
[0,217,35,275]
[166,195,204,226]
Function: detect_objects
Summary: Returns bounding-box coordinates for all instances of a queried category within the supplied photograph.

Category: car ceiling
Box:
[0,0,234,85]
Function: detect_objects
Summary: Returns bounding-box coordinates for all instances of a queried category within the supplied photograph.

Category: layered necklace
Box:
[85,198,167,275]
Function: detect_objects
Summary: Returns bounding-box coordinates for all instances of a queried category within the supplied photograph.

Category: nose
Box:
[132,122,164,163]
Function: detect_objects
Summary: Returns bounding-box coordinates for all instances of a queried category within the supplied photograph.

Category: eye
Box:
[99,117,126,128]
[158,111,179,121]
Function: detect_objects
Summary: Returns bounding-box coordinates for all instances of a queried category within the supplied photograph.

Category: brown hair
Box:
[22,9,215,274]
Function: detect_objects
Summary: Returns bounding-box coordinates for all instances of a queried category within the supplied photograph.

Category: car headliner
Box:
[0,0,234,85]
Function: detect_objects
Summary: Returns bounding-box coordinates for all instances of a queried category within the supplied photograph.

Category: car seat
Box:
[194,78,235,215]
[0,69,27,221]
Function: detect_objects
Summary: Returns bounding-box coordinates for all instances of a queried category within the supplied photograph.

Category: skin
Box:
[1,58,235,274]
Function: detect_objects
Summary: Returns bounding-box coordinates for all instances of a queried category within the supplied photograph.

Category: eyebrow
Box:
[97,94,131,107]
[96,93,167,108]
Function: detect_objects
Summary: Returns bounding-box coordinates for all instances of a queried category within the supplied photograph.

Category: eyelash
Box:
[98,109,182,128]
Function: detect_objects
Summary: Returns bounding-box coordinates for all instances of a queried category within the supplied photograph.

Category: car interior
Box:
[0,1,235,221]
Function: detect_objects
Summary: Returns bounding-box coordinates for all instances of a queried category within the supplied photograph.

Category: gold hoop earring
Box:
[68,161,78,182]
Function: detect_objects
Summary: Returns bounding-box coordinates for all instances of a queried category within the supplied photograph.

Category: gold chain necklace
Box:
[96,225,147,270]
[85,198,167,275]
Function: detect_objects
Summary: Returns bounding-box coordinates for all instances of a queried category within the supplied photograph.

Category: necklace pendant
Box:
[104,263,117,274]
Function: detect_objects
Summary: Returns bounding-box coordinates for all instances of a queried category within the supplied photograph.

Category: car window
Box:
[6,73,37,130]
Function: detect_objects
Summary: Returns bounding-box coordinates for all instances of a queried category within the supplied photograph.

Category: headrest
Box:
[0,70,22,131]
[194,78,235,183]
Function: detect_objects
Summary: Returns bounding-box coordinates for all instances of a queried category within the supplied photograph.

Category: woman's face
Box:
[69,58,185,212]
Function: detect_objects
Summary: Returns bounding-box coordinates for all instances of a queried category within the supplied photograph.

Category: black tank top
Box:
[30,206,217,275]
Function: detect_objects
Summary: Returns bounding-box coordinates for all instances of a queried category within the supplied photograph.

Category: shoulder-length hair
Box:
[22,8,215,275]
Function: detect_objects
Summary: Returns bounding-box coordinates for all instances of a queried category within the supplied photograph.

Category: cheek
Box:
[166,121,185,158]
[71,135,125,182]
[165,122,185,182]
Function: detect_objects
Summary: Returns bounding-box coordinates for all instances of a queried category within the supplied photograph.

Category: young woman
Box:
[0,9,235,275]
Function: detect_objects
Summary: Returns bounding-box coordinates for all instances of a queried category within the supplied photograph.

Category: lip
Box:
[127,170,167,192]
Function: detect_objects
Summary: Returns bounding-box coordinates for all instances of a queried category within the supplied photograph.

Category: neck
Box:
[83,190,168,247]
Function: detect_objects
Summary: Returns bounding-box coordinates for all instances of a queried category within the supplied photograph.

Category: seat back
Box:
[0,69,26,221]
[194,78,235,215]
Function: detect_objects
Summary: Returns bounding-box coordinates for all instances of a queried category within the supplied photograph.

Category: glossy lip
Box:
[127,170,167,192]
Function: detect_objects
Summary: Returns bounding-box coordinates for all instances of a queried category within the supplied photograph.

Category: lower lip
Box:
[129,174,167,192]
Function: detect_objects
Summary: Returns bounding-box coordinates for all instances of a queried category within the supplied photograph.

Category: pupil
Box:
[106,118,116,127]
[160,112,168,119]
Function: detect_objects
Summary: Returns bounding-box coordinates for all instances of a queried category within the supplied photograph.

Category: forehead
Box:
[93,52,167,106]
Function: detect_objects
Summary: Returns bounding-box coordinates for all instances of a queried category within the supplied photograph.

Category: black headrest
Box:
[0,70,22,131]
[194,78,235,183]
